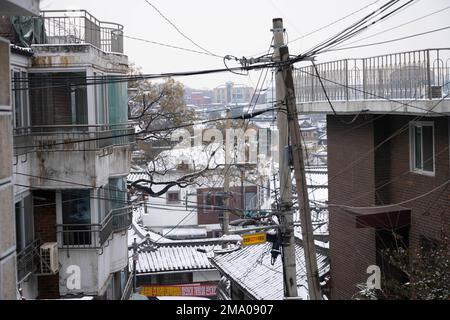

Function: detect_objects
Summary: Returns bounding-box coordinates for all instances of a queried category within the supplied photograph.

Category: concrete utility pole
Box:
[273,18,323,300]
[222,108,232,246]
[272,18,298,298]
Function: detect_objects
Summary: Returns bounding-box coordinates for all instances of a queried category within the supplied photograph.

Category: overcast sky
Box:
[39,0,450,90]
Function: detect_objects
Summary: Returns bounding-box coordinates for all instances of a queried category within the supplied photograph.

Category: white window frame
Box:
[409,121,435,176]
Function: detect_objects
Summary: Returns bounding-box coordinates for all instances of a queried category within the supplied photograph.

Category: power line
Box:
[143,0,221,58]
[324,25,450,53]
[290,0,383,44]
[334,4,450,49]
[300,0,411,57]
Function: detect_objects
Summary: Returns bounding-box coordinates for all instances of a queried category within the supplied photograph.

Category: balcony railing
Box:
[295,48,450,103]
[16,239,40,283]
[37,10,124,54]
[57,206,133,249]
[13,123,135,156]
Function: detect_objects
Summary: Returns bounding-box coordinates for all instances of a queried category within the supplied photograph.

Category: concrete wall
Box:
[58,232,128,297]
[0,36,18,300]
[1,0,40,16]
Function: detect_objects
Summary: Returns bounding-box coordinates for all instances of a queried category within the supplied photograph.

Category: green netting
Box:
[10,16,46,47]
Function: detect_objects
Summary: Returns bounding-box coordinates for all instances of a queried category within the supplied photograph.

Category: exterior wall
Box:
[375,116,450,252]
[192,270,220,283]
[327,114,376,299]
[1,0,40,16]
[197,186,258,225]
[0,36,18,300]
[328,114,450,299]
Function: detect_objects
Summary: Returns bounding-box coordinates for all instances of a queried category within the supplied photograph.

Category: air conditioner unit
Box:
[40,242,59,274]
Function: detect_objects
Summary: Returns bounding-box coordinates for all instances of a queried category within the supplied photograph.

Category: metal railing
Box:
[295,49,450,102]
[38,10,124,54]
[57,206,132,249]
[13,123,135,154]
[121,274,134,300]
[16,239,40,283]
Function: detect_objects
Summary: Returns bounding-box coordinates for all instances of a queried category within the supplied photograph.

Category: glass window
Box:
[109,178,127,210]
[411,122,434,174]
[15,203,23,252]
[29,72,87,126]
[62,190,91,224]
[245,191,258,210]
[167,191,180,203]
[12,70,29,128]
[61,190,91,246]
[95,73,108,124]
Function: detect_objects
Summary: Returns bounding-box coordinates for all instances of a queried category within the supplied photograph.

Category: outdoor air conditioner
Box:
[40,242,59,274]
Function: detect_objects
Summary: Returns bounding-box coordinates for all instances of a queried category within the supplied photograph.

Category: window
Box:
[109,177,127,210]
[29,72,87,126]
[14,195,34,253]
[202,191,224,212]
[167,191,180,204]
[245,191,258,211]
[410,122,434,174]
[95,73,108,124]
[11,70,29,128]
[61,190,91,246]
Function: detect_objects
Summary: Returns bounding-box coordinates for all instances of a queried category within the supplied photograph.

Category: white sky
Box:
[40,0,450,90]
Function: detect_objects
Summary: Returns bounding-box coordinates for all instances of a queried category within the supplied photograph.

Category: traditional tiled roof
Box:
[209,241,329,300]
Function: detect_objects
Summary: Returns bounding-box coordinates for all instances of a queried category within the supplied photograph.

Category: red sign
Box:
[140,283,217,297]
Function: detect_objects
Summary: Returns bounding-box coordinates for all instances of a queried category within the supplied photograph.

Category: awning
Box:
[343,205,411,229]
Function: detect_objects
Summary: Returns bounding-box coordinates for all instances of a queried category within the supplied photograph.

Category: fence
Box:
[39,10,124,54]
[295,49,450,102]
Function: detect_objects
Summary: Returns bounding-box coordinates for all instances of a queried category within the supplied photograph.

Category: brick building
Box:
[295,48,450,299]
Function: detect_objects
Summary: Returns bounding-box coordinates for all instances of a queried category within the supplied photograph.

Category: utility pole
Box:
[272,18,298,298]
[132,238,138,293]
[222,108,232,246]
[273,18,322,300]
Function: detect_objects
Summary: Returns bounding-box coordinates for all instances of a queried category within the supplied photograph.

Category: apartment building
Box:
[0,0,40,301]
[1,8,135,299]
[213,82,255,105]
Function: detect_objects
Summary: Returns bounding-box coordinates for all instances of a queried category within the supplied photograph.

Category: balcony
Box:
[38,10,124,54]
[13,124,135,156]
[56,206,133,249]
[16,239,40,283]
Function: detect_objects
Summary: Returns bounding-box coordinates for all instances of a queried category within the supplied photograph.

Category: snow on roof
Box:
[210,242,329,300]
[128,207,172,247]
[162,228,207,239]
[131,243,216,274]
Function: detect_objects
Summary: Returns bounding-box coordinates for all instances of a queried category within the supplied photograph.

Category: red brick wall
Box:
[33,190,60,299]
[197,186,257,225]
[328,114,450,299]
[328,114,377,299]
[381,116,450,252]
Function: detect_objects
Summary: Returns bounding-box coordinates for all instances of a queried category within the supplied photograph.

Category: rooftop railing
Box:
[38,10,124,54]
[13,123,135,156]
[295,48,450,103]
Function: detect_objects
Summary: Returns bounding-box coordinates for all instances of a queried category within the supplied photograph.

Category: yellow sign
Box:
[140,286,182,297]
[242,233,267,246]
